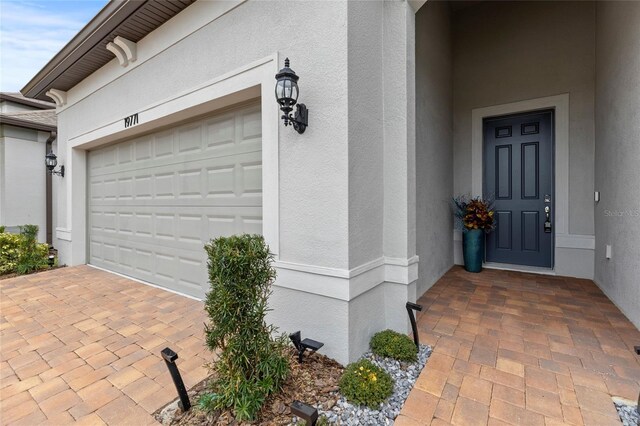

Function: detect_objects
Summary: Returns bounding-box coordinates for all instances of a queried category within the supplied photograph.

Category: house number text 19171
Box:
[124,113,139,128]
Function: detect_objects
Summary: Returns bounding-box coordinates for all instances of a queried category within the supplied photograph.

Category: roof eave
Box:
[0,115,57,132]
[21,0,147,101]
[0,93,55,110]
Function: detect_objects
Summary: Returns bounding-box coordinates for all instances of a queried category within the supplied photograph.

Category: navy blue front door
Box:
[483,110,554,267]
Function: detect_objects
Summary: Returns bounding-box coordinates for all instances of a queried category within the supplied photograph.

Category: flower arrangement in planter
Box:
[453,195,495,272]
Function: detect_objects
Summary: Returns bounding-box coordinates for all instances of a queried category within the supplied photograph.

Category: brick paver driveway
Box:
[1,266,208,425]
[398,266,640,426]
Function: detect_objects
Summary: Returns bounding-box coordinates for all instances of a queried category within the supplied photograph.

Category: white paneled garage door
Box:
[88,103,262,298]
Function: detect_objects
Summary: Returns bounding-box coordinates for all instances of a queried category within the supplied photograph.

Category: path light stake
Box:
[289,331,324,363]
[161,347,191,411]
[290,400,318,425]
[406,302,423,348]
[636,346,640,415]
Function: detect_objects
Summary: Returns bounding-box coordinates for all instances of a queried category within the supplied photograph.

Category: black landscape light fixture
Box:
[275,58,308,134]
[47,254,55,267]
[160,347,191,411]
[289,331,324,363]
[290,400,318,426]
[45,150,64,177]
[406,302,423,349]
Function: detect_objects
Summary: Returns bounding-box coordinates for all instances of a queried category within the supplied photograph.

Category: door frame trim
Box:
[471,94,568,269]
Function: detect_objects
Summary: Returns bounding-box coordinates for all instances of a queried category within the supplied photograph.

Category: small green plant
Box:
[370,329,418,362]
[0,232,22,274]
[197,392,218,411]
[339,359,393,409]
[203,234,289,421]
[16,225,49,275]
[0,225,5,233]
[0,226,49,275]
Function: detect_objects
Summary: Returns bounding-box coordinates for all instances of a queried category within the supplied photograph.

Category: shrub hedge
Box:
[202,234,289,421]
[0,225,49,275]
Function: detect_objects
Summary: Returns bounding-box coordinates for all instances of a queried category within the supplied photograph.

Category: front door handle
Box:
[544,206,552,233]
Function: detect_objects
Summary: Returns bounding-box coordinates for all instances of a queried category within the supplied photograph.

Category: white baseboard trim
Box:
[273,256,419,302]
[555,234,595,250]
[452,231,595,278]
[452,230,595,249]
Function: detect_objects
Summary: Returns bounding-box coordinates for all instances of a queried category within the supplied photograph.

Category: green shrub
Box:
[16,225,49,275]
[0,225,5,233]
[0,226,49,276]
[0,232,22,275]
[339,359,393,409]
[203,234,289,421]
[370,329,418,362]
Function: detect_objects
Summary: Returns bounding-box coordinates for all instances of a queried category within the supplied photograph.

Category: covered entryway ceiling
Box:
[88,102,262,298]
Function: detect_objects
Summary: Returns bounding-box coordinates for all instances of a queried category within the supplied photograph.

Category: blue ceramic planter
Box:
[463,229,484,273]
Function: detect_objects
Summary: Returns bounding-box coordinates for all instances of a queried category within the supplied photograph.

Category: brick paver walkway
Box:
[0,266,208,425]
[397,266,640,426]
[3,264,639,425]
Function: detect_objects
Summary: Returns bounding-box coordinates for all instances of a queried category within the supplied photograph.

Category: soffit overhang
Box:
[21,0,195,102]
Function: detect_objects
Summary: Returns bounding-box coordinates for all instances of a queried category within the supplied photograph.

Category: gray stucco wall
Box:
[347,0,384,268]
[0,125,49,243]
[52,0,421,364]
[57,0,350,270]
[594,1,640,329]
[452,1,596,236]
[415,1,454,297]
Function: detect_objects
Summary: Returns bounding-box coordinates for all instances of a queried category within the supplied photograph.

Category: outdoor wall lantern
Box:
[45,151,64,177]
[275,58,308,134]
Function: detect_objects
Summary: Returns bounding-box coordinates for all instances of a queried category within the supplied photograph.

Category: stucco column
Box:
[381,1,418,333]
[383,1,416,262]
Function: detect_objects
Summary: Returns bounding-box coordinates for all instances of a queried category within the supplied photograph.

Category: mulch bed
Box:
[0,265,66,281]
[155,347,344,425]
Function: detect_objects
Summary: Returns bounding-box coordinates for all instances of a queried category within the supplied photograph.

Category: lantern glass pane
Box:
[291,83,298,102]
[275,79,285,100]
[284,80,292,98]
[45,155,57,168]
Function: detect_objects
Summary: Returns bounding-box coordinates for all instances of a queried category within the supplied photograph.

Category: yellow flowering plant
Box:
[339,359,393,409]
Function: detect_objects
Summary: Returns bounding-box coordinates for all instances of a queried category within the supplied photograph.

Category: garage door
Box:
[88,103,262,298]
